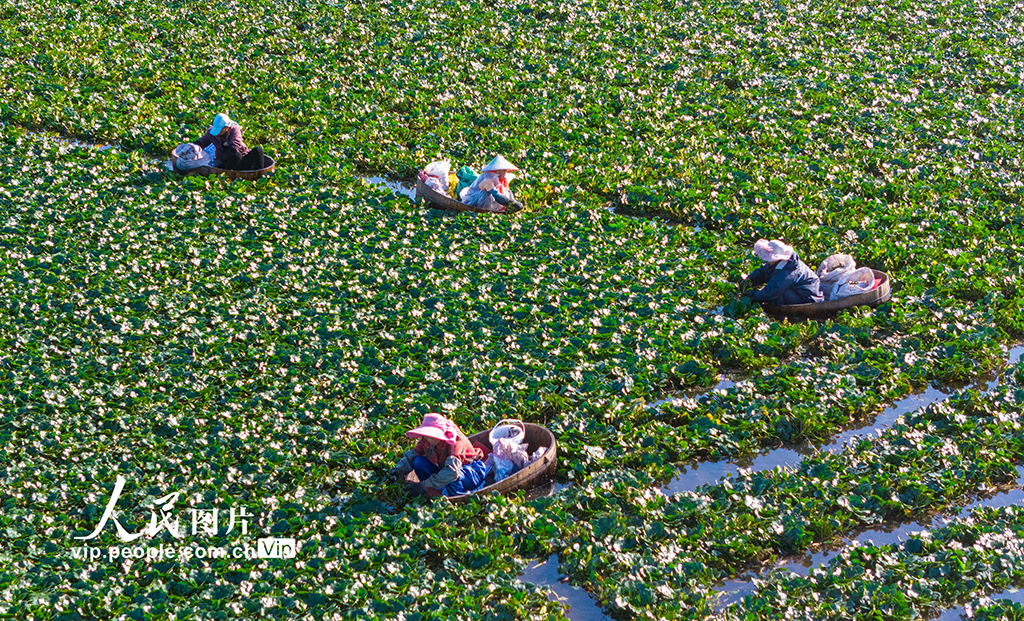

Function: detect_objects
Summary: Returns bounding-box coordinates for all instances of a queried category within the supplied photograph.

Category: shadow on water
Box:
[361,175,416,199]
[523,479,571,501]
[602,202,697,227]
[713,466,1024,610]
[517,555,614,621]
[660,344,1023,497]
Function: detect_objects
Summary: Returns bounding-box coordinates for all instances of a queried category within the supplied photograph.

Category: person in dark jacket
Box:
[738,239,823,305]
[193,113,270,171]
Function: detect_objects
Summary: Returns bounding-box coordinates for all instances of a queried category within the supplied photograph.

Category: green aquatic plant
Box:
[1,0,1023,615]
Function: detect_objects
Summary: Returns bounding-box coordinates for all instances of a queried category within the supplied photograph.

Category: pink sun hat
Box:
[753,239,794,263]
[406,413,458,445]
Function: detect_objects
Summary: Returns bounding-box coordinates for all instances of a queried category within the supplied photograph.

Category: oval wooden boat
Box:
[170,150,275,180]
[406,422,557,503]
[762,269,892,318]
[416,178,521,214]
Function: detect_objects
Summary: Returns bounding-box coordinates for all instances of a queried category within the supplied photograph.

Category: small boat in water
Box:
[170,150,275,180]
[761,269,892,319]
[406,422,557,503]
[416,178,521,214]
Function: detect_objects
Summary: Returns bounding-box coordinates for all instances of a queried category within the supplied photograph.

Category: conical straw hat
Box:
[481,155,519,173]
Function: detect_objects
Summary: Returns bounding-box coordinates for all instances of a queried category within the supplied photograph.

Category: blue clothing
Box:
[412,456,490,496]
[460,171,513,212]
[746,252,823,305]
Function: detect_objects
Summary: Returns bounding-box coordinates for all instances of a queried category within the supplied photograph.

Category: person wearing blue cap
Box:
[193,113,270,171]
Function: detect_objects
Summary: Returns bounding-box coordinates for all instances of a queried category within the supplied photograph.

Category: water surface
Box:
[646,378,735,412]
[816,385,951,453]
[362,175,416,199]
[517,554,613,621]
[714,466,1024,610]
[660,384,949,496]
[936,587,1024,621]
[662,340,1024,496]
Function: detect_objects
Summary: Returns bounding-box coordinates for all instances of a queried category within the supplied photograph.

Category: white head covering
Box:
[753,239,794,263]
[480,155,519,173]
[210,113,237,136]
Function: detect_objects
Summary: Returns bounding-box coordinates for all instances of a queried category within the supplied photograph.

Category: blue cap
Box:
[210,113,235,135]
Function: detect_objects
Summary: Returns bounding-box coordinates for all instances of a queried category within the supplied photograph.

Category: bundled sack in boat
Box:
[419,160,451,193]
[487,437,547,482]
[447,171,458,198]
[454,166,478,199]
[830,266,877,299]
[816,253,857,286]
[172,143,212,171]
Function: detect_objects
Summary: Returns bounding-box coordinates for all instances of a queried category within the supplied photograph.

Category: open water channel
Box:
[523,344,1022,619]
[661,345,1023,496]
[517,554,615,621]
[714,465,1024,610]
[703,344,1024,610]
[936,587,1024,621]
[362,175,415,199]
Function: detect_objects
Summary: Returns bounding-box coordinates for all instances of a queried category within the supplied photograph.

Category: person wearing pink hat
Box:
[388,413,490,497]
[737,239,823,305]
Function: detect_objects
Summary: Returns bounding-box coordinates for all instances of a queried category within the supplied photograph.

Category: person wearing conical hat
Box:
[459,155,524,213]
[738,239,823,305]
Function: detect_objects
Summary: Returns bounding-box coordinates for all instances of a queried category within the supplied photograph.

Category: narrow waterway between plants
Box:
[21,128,171,167]
[712,466,1024,609]
[660,345,1023,496]
[516,554,615,621]
[361,175,416,199]
[936,586,1024,620]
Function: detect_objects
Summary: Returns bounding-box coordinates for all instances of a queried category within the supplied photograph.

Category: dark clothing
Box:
[194,126,249,165]
[489,188,511,206]
[223,146,269,171]
[747,252,823,305]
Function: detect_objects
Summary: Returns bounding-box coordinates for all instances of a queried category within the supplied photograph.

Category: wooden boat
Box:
[406,422,557,503]
[761,269,892,319]
[416,178,521,214]
[170,150,275,181]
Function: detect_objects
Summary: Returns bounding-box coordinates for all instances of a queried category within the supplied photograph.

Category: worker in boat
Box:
[459,155,524,213]
[388,413,490,497]
[738,239,823,305]
[193,113,271,171]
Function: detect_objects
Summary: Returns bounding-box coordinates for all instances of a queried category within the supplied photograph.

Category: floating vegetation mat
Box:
[0,0,1023,617]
